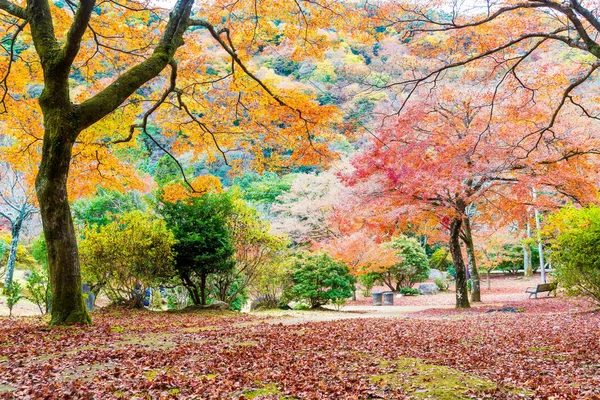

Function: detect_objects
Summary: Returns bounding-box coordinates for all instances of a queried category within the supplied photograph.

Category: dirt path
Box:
[253,304,456,325]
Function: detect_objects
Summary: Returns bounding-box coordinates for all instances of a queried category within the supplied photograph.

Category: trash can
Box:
[82,283,95,311]
[372,292,383,306]
[383,291,394,306]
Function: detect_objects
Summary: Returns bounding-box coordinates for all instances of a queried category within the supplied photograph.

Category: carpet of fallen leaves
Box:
[1,302,599,400]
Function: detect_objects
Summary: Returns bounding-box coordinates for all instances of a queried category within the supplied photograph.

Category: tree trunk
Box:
[36,119,90,325]
[200,273,207,306]
[523,222,533,278]
[449,217,470,309]
[533,190,546,283]
[487,270,491,290]
[462,217,481,302]
[181,275,201,305]
[4,215,23,289]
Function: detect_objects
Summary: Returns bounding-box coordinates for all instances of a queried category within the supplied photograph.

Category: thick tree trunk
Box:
[462,217,481,302]
[4,216,23,289]
[523,222,533,278]
[36,118,90,324]
[449,217,470,309]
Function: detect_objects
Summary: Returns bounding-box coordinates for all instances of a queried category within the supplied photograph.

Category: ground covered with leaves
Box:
[1,302,599,399]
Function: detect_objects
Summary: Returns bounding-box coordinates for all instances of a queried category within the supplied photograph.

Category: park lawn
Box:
[0,304,599,399]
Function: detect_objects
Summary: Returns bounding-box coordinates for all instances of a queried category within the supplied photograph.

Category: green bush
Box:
[429,247,453,271]
[433,277,449,292]
[6,281,24,317]
[399,287,419,296]
[544,205,600,305]
[79,210,175,308]
[357,272,380,297]
[287,252,356,309]
[25,269,50,314]
[380,235,429,291]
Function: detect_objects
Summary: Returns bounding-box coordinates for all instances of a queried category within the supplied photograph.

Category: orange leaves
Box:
[160,175,222,203]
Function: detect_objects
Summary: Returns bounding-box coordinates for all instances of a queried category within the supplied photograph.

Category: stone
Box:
[486,307,524,313]
[428,269,447,280]
[203,300,229,310]
[418,283,440,295]
[250,295,279,311]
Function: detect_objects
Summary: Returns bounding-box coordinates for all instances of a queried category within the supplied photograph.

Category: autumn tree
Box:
[0,0,364,323]
[341,80,600,308]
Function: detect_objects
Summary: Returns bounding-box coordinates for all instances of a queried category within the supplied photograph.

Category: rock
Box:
[182,301,230,312]
[250,295,279,311]
[418,283,440,295]
[22,270,33,280]
[204,301,229,310]
[486,307,524,313]
[428,269,447,280]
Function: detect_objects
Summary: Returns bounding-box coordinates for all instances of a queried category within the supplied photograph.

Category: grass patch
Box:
[182,326,221,333]
[61,362,116,382]
[235,341,259,347]
[370,357,497,399]
[242,383,280,399]
[144,369,160,380]
[115,333,176,351]
[0,384,16,393]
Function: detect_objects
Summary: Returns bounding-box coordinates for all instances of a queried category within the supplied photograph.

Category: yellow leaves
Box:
[161,175,222,203]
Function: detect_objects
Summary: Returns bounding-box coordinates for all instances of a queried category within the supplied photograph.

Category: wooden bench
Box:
[525,282,557,299]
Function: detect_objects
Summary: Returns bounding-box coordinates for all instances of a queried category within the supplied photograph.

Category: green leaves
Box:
[544,205,600,305]
[287,251,355,308]
[79,210,176,307]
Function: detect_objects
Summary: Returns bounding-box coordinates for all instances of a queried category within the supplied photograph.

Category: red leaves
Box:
[0,305,599,399]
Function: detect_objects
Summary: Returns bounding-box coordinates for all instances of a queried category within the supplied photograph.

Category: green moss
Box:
[110,326,125,333]
[197,374,217,380]
[529,346,554,352]
[116,333,176,351]
[235,341,259,347]
[182,326,220,332]
[0,384,16,393]
[370,357,497,399]
[144,369,160,380]
[244,383,280,399]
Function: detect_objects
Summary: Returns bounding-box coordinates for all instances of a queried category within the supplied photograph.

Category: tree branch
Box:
[26,0,59,60]
[0,0,27,19]
[58,0,96,70]
[76,0,194,130]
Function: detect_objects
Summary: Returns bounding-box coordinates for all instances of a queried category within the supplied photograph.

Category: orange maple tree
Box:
[0,0,369,323]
